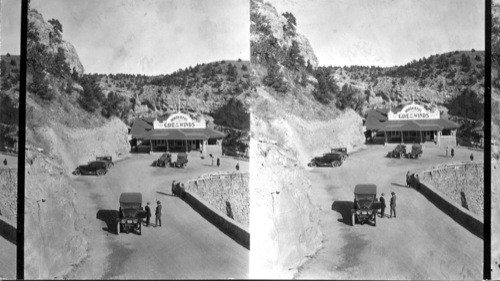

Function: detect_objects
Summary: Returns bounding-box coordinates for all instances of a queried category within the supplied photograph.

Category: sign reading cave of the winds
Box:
[388,103,440,121]
[153,112,206,129]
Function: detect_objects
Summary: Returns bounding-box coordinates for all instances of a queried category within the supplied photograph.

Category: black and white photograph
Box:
[250,0,485,279]
[25,0,250,278]
[0,0,20,279]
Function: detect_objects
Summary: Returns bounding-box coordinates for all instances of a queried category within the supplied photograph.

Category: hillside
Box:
[0,54,20,152]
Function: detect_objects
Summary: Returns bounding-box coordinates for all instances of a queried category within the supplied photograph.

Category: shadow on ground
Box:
[0,218,16,245]
[391,182,406,187]
[332,201,354,225]
[97,209,119,234]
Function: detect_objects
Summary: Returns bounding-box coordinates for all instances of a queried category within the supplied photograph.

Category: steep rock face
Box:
[25,150,88,279]
[250,138,322,279]
[29,9,85,74]
[251,0,319,68]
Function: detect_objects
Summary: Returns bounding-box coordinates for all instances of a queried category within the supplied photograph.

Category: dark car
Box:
[388,144,406,158]
[172,153,188,168]
[407,143,423,159]
[331,147,349,160]
[96,156,114,169]
[351,184,380,226]
[308,152,343,167]
[153,153,172,167]
[74,161,108,176]
[117,192,146,235]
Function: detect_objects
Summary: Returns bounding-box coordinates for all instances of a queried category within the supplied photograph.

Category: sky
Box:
[1,0,22,55]
[270,0,485,67]
[30,0,250,75]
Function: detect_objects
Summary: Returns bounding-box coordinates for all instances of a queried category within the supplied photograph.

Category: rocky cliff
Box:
[0,168,17,223]
[28,9,84,74]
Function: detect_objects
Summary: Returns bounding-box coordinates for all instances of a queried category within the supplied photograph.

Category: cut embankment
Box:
[250,94,366,278]
[0,168,17,224]
[25,118,130,278]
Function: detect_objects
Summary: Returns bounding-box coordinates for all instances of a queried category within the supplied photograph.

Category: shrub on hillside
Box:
[78,76,105,113]
[447,88,483,120]
[101,91,128,118]
[212,97,250,130]
[311,67,339,105]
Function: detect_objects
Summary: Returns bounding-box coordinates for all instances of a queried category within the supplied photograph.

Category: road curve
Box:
[66,153,249,279]
[296,145,483,280]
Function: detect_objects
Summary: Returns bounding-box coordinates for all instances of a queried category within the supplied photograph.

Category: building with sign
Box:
[365,102,459,146]
[130,111,225,155]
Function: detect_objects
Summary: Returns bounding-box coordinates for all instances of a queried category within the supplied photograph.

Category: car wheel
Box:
[96,169,103,176]
[310,161,316,167]
[74,169,81,175]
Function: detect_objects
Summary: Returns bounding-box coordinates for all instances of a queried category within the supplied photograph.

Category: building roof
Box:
[131,117,225,140]
[366,108,459,131]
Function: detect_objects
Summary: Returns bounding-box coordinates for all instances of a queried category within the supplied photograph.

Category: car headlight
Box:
[356,210,361,215]
[368,210,372,215]
[133,219,138,224]
[121,219,126,224]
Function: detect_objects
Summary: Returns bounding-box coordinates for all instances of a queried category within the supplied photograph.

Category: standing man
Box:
[379,193,386,218]
[3,158,7,166]
[470,153,474,161]
[389,192,397,218]
[155,201,162,227]
[236,162,240,171]
[451,148,455,158]
[446,146,449,157]
[171,180,176,196]
[217,158,220,167]
[414,174,420,189]
[406,171,411,187]
[145,202,151,227]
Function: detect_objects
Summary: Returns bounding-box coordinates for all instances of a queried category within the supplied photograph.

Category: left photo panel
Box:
[25,0,250,279]
[0,0,20,279]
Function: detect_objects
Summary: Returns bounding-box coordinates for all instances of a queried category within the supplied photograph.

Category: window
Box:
[208,138,217,145]
[442,129,451,136]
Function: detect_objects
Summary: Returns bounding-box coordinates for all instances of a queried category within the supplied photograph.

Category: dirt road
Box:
[66,153,249,279]
[296,144,483,280]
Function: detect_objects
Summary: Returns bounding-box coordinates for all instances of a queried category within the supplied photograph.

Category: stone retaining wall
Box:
[183,172,249,226]
[419,162,483,217]
[0,168,17,223]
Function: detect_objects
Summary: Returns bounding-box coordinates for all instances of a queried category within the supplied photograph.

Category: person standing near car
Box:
[171,180,176,196]
[389,192,396,218]
[145,202,151,227]
[155,201,162,227]
[406,171,411,187]
[379,193,386,218]
[217,158,220,167]
[451,148,455,158]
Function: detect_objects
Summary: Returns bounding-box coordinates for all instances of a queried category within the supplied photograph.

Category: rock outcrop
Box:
[251,0,319,68]
[28,9,85,74]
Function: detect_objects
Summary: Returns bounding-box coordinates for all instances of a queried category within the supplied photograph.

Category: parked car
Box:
[388,144,407,158]
[96,156,114,168]
[407,143,423,159]
[117,192,146,235]
[172,153,188,168]
[308,152,343,167]
[74,161,108,176]
[153,153,172,167]
[331,147,349,160]
[351,184,380,226]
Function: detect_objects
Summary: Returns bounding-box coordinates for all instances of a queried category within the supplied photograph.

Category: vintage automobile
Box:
[96,156,114,169]
[74,161,108,176]
[308,152,343,167]
[153,153,172,167]
[331,147,349,160]
[351,184,380,226]
[172,153,188,168]
[407,143,423,159]
[117,192,146,235]
[388,144,407,158]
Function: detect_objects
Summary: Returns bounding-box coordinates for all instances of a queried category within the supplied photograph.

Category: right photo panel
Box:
[249,0,485,279]
[492,0,500,278]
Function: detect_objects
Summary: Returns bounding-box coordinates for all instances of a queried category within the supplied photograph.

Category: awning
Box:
[365,108,459,132]
[145,128,225,140]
